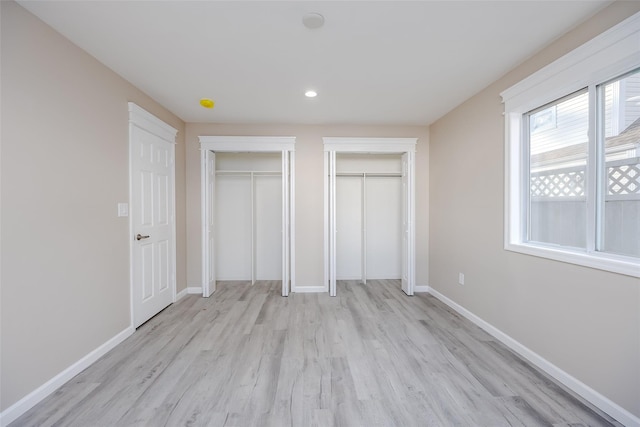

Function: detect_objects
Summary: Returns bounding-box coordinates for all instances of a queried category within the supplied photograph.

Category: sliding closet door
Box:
[203,150,216,297]
[401,151,414,295]
[215,174,252,280]
[366,176,402,279]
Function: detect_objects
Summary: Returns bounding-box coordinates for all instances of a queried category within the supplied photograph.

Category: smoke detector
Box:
[303,12,324,29]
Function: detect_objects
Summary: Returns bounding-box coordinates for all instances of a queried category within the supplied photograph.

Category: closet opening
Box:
[324,138,417,297]
[335,154,403,284]
[200,136,295,298]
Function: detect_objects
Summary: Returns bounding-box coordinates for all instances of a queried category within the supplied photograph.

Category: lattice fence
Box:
[531,158,640,198]
[531,166,585,197]
[607,159,640,195]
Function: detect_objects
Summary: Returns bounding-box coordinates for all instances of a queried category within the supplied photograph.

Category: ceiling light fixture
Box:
[302,12,324,29]
[305,90,317,98]
[199,98,215,109]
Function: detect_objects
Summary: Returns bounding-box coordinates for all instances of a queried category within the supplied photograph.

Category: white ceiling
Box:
[19,1,610,126]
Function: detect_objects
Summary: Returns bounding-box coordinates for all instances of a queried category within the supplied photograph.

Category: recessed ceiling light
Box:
[302,12,324,29]
[200,98,215,109]
[305,90,317,98]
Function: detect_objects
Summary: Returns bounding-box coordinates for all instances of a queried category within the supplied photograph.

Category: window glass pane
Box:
[528,91,589,249]
[600,69,640,258]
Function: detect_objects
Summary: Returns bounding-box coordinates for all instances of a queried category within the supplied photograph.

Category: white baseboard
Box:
[427,287,640,427]
[176,287,201,301]
[414,285,430,293]
[0,326,135,427]
[292,285,327,293]
[175,288,188,301]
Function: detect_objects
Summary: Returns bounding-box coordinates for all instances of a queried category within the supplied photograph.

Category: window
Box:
[599,70,640,258]
[502,12,640,277]
[527,90,589,250]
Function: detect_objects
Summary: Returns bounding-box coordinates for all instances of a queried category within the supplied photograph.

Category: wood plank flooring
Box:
[11,280,621,426]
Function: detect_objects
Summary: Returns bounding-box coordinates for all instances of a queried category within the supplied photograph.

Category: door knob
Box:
[136,234,150,241]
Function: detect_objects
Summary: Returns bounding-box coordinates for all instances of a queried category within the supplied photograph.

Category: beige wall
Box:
[429,1,640,419]
[185,123,429,290]
[0,1,187,411]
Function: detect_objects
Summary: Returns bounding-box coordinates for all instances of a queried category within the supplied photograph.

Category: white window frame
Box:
[501,12,640,278]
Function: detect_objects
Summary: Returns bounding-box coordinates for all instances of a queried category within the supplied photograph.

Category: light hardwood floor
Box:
[12,280,620,427]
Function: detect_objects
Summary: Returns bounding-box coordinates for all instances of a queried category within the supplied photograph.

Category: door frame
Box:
[323,137,417,296]
[128,102,178,327]
[199,136,296,297]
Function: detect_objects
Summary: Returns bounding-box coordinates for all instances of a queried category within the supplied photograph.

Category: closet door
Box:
[215,175,252,280]
[203,150,216,296]
[255,174,282,280]
[336,176,363,280]
[366,176,402,279]
[401,152,414,295]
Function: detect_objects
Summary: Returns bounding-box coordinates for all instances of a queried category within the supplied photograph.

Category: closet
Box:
[335,153,402,282]
[324,137,417,297]
[200,136,295,298]
[215,152,282,283]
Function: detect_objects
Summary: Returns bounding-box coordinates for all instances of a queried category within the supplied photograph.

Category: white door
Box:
[130,108,176,328]
[203,150,216,297]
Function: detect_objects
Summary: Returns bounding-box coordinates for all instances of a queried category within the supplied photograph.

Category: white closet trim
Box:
[199,136,296,297]
[199,136,295,152]
[324,137,417,153]
[323,137,417,297]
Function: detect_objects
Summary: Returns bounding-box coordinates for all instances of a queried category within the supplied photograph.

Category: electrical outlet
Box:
[458,273,465,285]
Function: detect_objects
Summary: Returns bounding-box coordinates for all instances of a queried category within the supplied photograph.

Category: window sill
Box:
[505,242,640,279]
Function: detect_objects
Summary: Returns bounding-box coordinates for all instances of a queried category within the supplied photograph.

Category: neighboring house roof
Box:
[531,117,640,167]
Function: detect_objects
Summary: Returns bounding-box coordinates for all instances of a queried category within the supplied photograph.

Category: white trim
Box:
[200,148,208,296]
[290,151,296,292]
[199,136,295,152]
[323,137,417,297]
[500,12,640,110]
[128,103,177,143]
[506,242,640,278]
[413,285,429,293]
[323,137,417,153]
[0,327,134,427]
[501,13,640,277]
[427,287,640,427]
[336,275,367,281]
[407,151,416,296]
[175,287,203,301]
[292,285,327,293]
[323,152,330,293]
[175,287,189,301]
[199,136,296,298]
